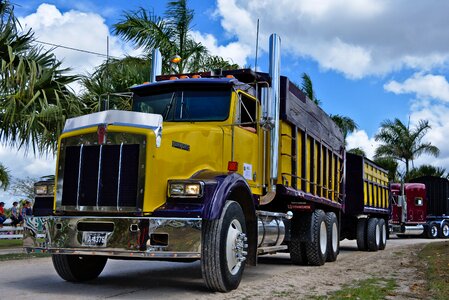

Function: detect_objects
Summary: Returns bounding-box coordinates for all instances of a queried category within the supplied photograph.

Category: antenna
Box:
[254,19,260,72]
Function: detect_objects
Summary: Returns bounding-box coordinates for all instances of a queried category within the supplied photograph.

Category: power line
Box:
[36,40,121,59]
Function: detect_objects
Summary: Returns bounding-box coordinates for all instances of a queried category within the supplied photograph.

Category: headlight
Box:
[168,181,203,198]
[35,185,48,195]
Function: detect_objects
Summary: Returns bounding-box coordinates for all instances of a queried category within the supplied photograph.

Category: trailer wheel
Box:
[201,200,247,292]
[356,218,367,251]
[325,212,339,262]
[290,213,309,265]
[52,254,107,282]
[427,222,439,239]
[305,209,328,266]
[378,218,387,250]
[366,218,380,251]
[440,222,449,238]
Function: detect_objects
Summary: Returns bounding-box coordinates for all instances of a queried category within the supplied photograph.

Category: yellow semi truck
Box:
[25,34,353,292]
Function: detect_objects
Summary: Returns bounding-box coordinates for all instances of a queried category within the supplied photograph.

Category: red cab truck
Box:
[390,176,449,238]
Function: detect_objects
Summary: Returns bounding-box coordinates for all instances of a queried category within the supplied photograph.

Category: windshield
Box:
[132,87,231,121]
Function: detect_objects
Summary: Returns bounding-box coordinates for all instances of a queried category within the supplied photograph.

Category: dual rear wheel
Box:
[290,210,339,266]
[357,217,387,251]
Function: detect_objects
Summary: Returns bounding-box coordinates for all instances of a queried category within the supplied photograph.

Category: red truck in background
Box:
[390,176,449,238]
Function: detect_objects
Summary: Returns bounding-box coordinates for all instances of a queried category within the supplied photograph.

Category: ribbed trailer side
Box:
[410,176,449,216]
[345,153,390,215]
[342,153,389,251]
[278,77,344,208]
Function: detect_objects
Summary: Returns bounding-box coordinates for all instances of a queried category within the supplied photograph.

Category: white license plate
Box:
[82,232,108,247]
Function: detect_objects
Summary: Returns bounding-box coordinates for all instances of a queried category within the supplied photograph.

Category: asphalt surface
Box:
[0,236,445,299]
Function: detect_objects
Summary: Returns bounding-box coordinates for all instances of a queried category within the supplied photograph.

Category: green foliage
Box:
[374,118,439,178]
[80,56,149,113]
[373,157,399,182]
[347,147,366,157]
[331,114,358,142]
[407,164,447,181]
[313,278,397,300]
[0,162,10,190]
[300,73,321,105]
[113,0,238,75]
[418,241,449,300]
[0,0,81,154]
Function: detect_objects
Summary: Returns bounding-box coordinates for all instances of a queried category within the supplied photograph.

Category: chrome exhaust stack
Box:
[150,48,162,83]
[269,34,281,192]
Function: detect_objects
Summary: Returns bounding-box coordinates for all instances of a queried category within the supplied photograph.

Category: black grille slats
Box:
[61,144,141,209]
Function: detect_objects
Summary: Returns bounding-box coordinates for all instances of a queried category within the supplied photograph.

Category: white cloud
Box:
[384,73,449,102]
[346,130,380,160]
[18,4,141,79]
[191,31,252,67]
[215,0,449,78]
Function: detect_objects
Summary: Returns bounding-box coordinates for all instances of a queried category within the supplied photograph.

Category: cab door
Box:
[233,92,262,195]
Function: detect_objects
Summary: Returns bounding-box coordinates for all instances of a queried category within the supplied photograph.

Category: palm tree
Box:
[374,118,439,179]
[81,56,150,112]
[0,162,10,190]
[0,0,81,154]
[407,164,446,181]
[373,157,399,182]
[114,0,235,74]
[301,73,321,105]
[331,114,358,142]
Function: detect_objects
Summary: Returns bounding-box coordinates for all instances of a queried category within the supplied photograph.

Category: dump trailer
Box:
[341,153,390,251]
[24,34,345,292]
[391,176,449,238]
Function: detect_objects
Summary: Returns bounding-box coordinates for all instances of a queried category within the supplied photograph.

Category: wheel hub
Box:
[226,220,247,275]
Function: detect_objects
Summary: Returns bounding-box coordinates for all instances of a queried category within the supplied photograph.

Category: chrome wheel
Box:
[320,221,328,256]
[226,220,247,275]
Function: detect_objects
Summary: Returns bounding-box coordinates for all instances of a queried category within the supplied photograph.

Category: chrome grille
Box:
[60,144,141,210]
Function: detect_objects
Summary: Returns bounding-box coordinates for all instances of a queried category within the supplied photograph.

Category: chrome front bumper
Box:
[23,216,202,259]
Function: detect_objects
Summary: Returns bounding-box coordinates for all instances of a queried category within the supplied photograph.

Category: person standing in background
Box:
[21,201,33,219]
[0,201,6,226]
[10,201,22,226]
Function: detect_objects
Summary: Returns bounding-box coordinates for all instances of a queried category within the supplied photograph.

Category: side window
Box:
[415,197,423,206]
[238,93,257,131]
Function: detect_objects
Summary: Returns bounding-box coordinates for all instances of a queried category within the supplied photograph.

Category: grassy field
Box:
[419,241,449,300]
[0,239,22,248]
[313,278,397,300]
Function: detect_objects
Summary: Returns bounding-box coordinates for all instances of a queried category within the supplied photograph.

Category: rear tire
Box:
[52,254,107,282]
[440,222,449,238]
[290,214,309,265]
[356,218,367,251]
[378,218,387,250]
[201,200,247,292]
[305,209,327,266]
[325,212,339,262]
[427,222,439,239]
[367,218,380,251]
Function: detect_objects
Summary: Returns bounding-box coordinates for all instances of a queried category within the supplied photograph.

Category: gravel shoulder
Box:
[0,237,440,299]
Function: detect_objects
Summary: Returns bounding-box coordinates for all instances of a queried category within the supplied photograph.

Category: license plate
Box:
[82,232,108,247]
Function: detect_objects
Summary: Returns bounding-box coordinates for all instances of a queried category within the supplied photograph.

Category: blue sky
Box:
[2,0,449,204]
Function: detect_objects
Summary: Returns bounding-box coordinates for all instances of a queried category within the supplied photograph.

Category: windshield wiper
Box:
[162,92,176,120]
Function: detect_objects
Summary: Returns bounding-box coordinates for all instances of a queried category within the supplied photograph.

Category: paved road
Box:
[0,237,445,299]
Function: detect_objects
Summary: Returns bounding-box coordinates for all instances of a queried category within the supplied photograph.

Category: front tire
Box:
[52,254,107,282]
[201,200,247,292]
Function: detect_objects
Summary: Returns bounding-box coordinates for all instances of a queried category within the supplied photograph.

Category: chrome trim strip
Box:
[24,216,202,258]
[96,144,103,208]
[76,144,84,209]
[63,110,162,133]
[116,143,123,210]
